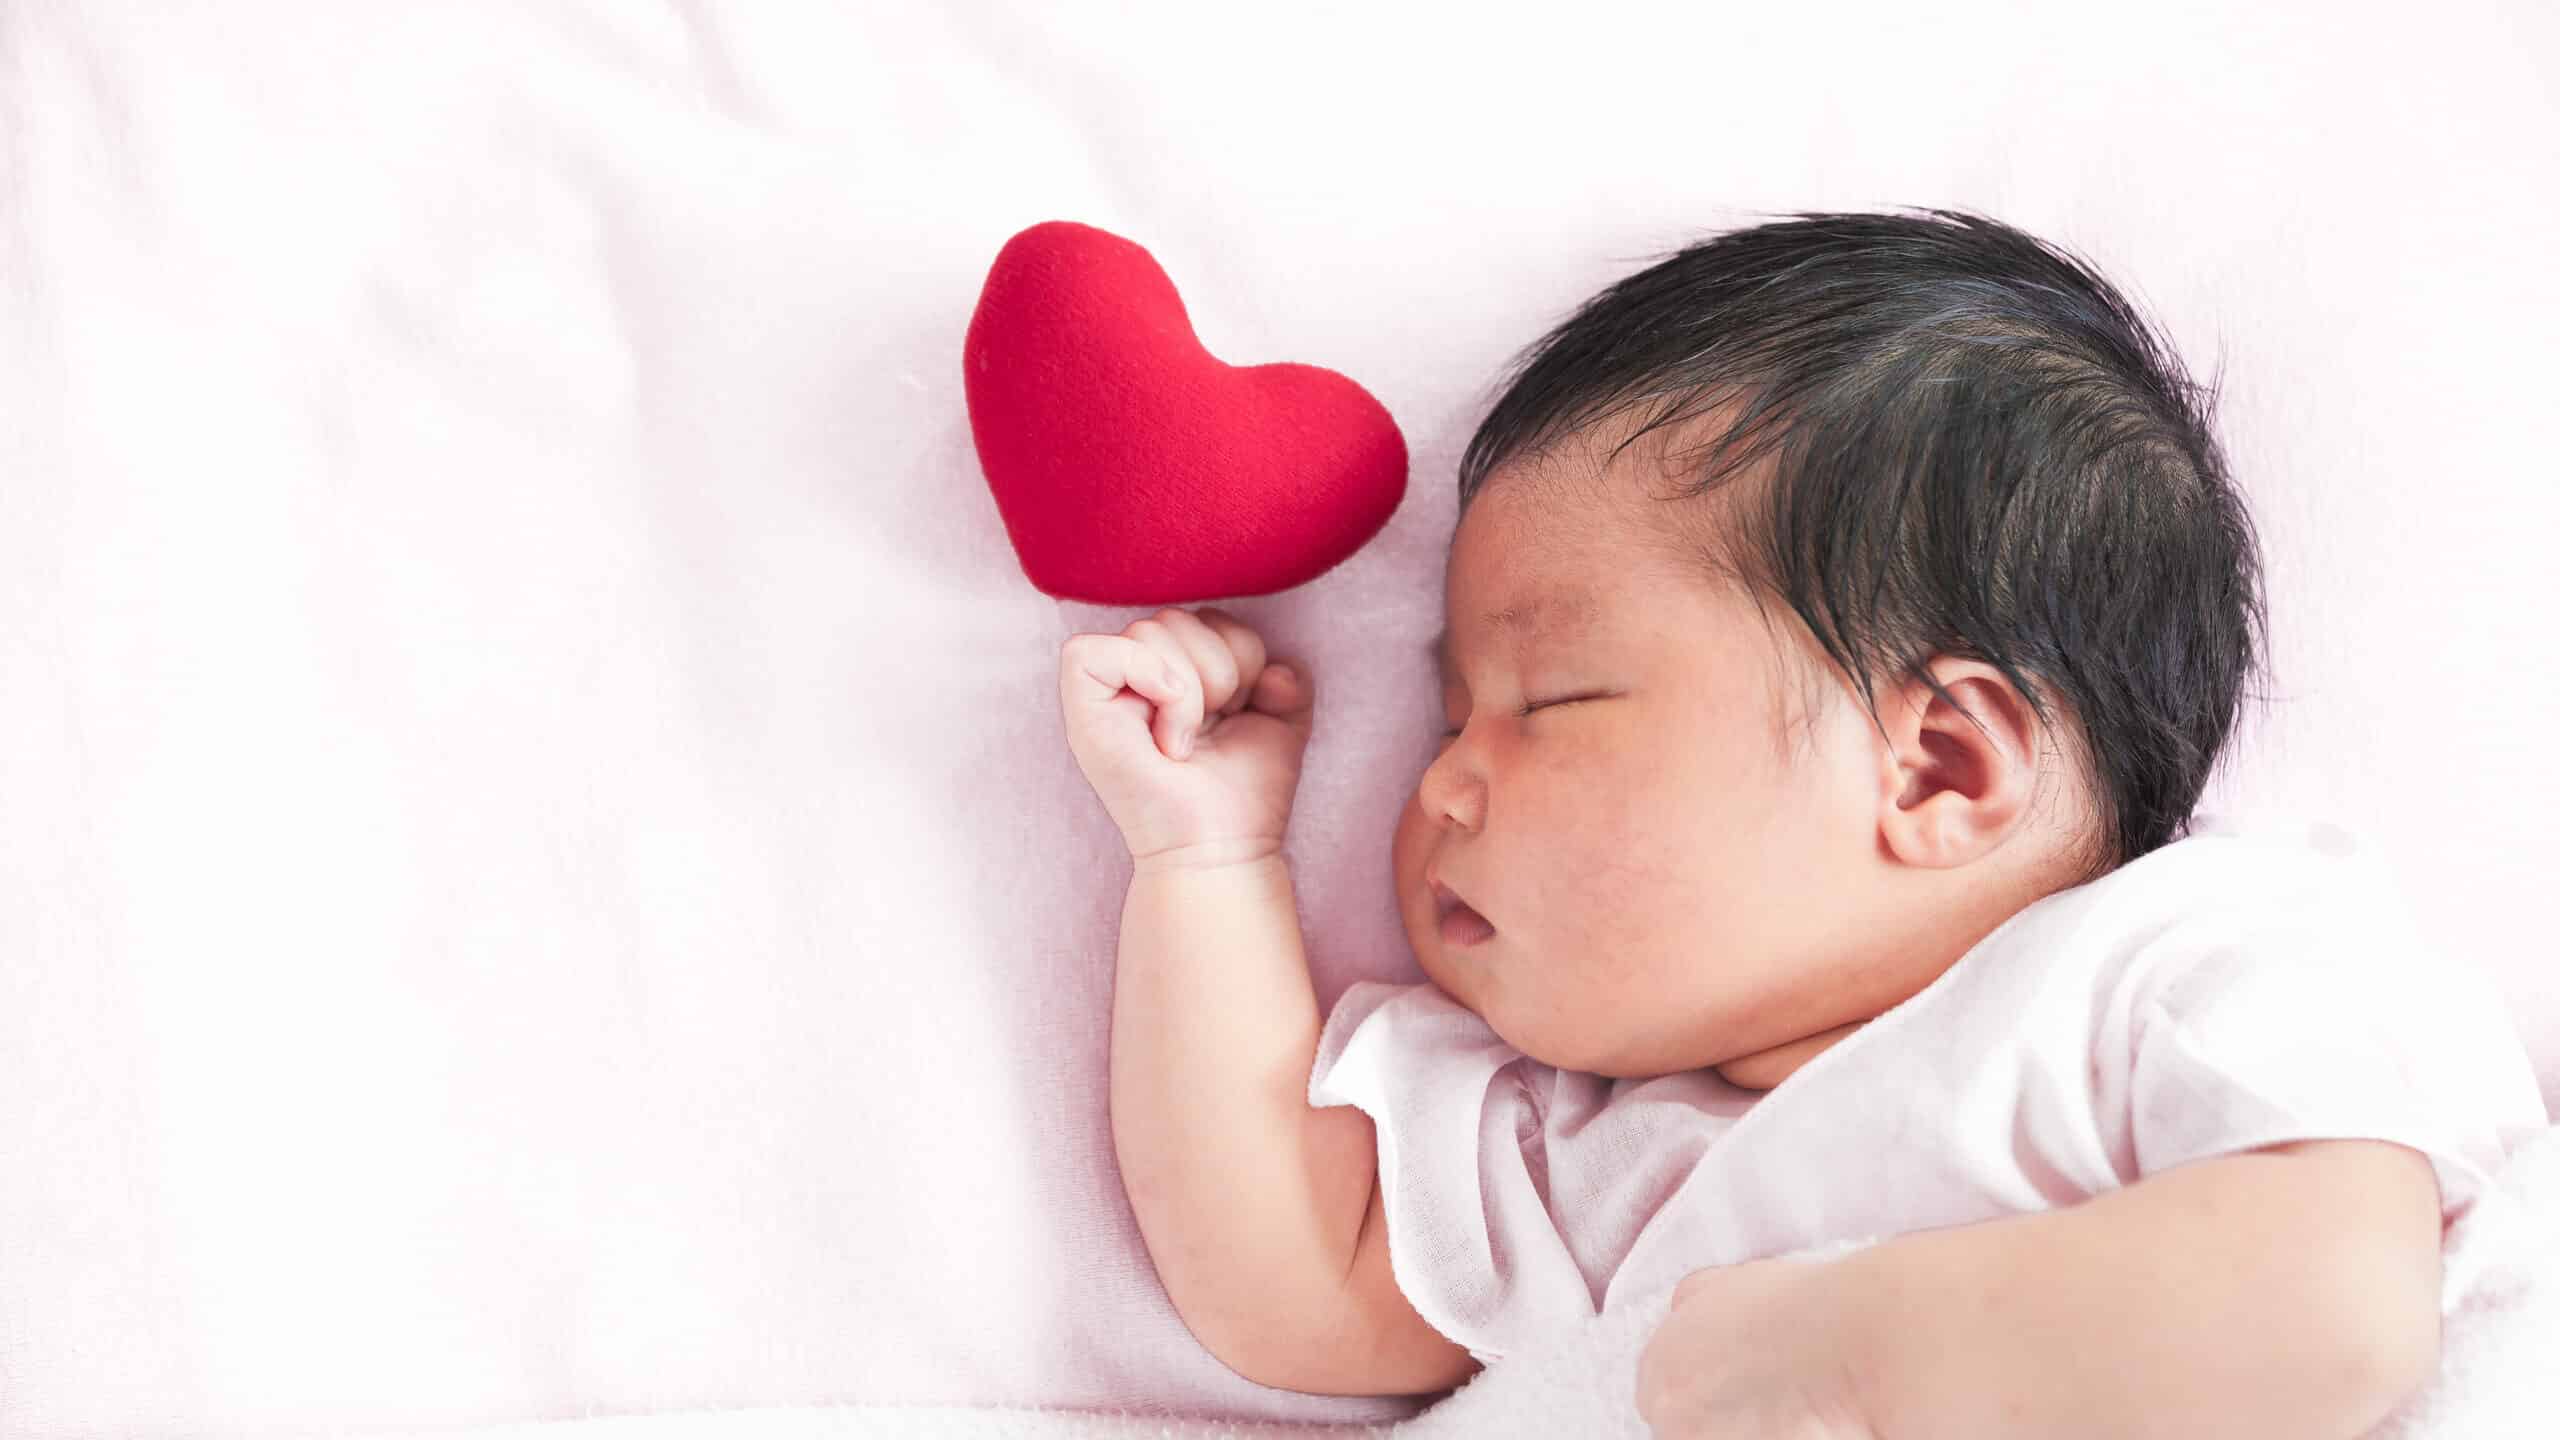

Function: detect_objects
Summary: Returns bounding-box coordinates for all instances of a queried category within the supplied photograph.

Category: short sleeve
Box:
[1305,980,1602,1363]
[2123,845,2548,1223]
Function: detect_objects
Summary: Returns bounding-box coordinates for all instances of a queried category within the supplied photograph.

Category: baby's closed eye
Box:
[1515,692,1606,718]
[1436,691,1612,738]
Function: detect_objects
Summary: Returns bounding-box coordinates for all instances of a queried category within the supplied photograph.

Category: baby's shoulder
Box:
[1998,816,2423,1005]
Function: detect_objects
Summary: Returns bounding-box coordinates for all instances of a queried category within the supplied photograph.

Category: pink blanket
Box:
[3,2,2555,1436]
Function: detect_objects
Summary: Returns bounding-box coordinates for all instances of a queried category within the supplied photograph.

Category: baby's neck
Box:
[1713,1020,1866,1090]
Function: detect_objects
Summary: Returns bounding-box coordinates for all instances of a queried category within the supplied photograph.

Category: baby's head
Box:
[1390,208,2267,1086]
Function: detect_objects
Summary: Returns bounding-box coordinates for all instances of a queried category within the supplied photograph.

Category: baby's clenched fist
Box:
[1057,606,1315,871]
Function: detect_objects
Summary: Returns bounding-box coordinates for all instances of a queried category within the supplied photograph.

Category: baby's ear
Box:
[1871,659,2042,870]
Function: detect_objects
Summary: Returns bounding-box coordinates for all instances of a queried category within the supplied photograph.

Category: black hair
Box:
[1455,207,2271,886]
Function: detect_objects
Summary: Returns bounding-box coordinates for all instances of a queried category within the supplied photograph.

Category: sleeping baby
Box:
[1056,208,2549,1438]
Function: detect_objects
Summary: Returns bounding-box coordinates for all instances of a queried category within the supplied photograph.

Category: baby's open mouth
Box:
[1431,880,1497,948]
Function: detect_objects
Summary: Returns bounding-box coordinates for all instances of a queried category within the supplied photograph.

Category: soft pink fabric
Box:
[2,5,2556,1439]
[1309,815,2550,1366]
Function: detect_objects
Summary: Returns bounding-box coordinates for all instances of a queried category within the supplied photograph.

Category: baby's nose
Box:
[1417,754,1483,831]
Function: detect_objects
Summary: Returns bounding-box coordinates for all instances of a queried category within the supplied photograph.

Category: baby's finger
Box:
[1122,618,1206,759]
[1252,658,1313,735]
[1059,632,1167,715]
[1192,608,1268,715]
[1150,607,1244,718]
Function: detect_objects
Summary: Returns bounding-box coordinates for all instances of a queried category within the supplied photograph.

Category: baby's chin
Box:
[1407,934,1480,1011]
[1412,956,1584,1068]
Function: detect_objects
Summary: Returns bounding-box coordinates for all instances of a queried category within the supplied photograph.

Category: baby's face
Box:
[1390,467,1894,1080]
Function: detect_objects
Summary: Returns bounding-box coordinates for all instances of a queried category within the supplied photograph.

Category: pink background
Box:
[1,2,2551,1436]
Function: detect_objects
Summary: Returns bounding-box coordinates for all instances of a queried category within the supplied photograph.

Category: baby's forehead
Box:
[1431,580,1606,672]
[1438,469,1712,667]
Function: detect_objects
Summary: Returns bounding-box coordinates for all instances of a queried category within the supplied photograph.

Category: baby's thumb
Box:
[1256,662,1314,735]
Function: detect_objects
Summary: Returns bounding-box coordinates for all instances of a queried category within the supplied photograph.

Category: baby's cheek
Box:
[1550,786,1701,955]
[1388,793,1440,938]
[1389,791,1429,879]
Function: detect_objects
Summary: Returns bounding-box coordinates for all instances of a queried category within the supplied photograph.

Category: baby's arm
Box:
[1844,1138,2441,1438]
[1111,852,1390,1385]
[1116,854,1476,1393]
[1062,608,1467,1393]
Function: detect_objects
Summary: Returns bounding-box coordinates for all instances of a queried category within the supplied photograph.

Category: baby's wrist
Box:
[1130,834,1286,877]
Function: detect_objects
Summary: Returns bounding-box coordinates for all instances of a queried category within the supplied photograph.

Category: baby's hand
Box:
[1057,606,1315,871]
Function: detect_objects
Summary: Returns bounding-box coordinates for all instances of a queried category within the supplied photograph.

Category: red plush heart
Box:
[963,221,1407,605]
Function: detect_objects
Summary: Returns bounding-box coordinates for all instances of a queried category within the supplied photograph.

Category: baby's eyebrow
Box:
[1430,589,1599,673]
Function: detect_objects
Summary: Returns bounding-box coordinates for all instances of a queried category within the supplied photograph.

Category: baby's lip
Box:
[1429,877,1478,921]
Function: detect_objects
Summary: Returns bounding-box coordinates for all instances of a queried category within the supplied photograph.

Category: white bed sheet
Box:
[5,2,2555,1436]
[351,1405,1366,1440]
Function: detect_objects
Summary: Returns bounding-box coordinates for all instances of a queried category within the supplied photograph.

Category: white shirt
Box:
[1306,813,2552,1365]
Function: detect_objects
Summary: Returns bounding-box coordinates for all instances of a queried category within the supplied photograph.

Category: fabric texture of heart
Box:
[963,220,1407,605]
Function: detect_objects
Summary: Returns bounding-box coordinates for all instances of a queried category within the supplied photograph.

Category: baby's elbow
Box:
[2338,1280,2441,1431]
[2269,1139,2445,1432]
[2324,1194,2444,1431]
